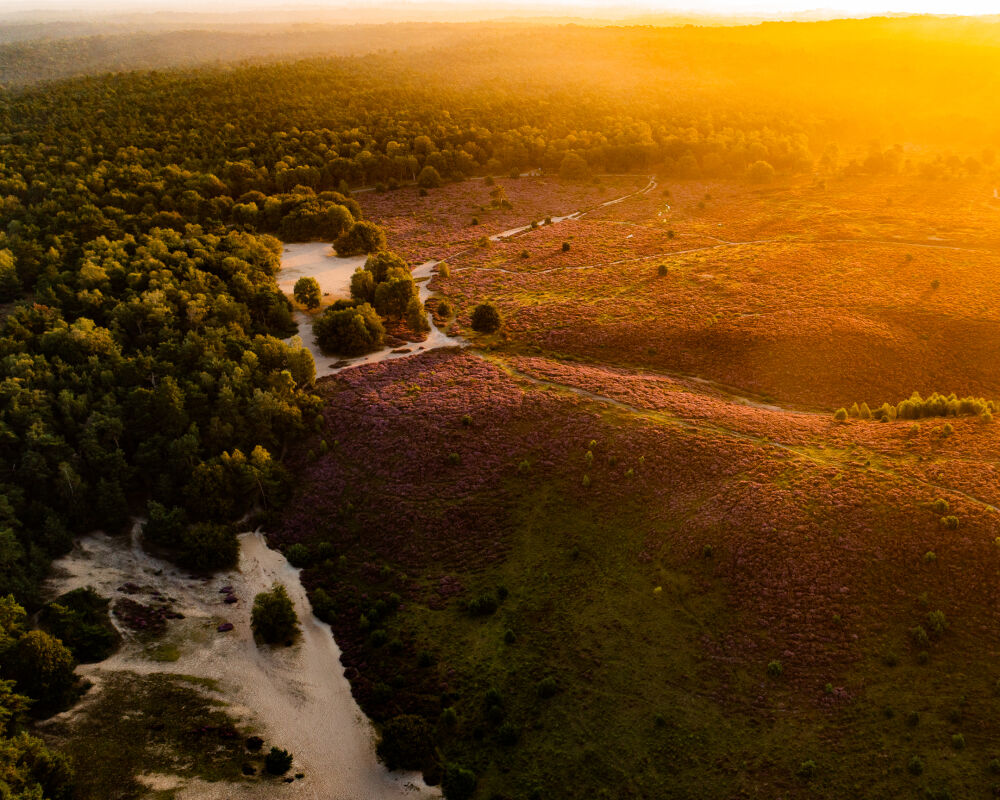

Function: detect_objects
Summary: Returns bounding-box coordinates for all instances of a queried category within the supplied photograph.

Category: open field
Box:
[9,17,1000,800]
[413,175,1000,409]
[264,171,1000,798]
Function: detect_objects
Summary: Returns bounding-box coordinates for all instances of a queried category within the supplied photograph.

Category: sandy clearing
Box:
[280,256,466,379]
[278,243,365,299]
[45,525,439,800]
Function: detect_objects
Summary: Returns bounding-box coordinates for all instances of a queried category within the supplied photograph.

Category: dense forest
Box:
[4,16,1000,797]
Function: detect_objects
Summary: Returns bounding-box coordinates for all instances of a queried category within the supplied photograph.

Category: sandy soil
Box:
[278,243,364,300]
[45,525,439,800]
[280,255,465,379]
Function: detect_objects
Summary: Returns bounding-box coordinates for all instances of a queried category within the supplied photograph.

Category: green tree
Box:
[416,165,443,188]
[747,160,776,183]
[471,302,502,333]
[406,297,430,333]
[313,303,385,355]
[9,630,77,714]
[373,269,418,318]
[364,251,408,284]
[251,583,299,644]
[293,276,322,310]
[350,268,375,303]
[334,221,386,257]
[264,746,293,775]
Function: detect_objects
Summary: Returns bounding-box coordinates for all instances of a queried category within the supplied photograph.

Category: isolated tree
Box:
[251,583,299,644]
[746,160,776,183]
[293,276,321,310]
[471,302,502,333]
[417,165,443,188]
[264,746,293,775]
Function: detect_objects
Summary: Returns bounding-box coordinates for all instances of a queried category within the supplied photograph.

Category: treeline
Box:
[0,48,817,628]
[835,392,998,422]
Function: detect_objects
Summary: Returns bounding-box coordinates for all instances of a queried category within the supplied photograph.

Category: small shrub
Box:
[796,760,816,779]
[908,755,924,775]
[497,722,519,746]
[667,229,675,238]
[264,747,293,775]
[833,407,848,421]
[447,452,461,465]
[923,551,936,563]
[932,498,950,513]
[467,594,498,616]
[246,736,264,752]
[657,264,668,277]
[989,758,1000,774]
[460,414,472,426]
[503,628,516,644]
[906,711,920,727]
[537,677,558,698]
[471,302,502,333]
[561,241,570,252]
[910,625,930,648]
[767,660,783,678]
[926,609,947,637]
[581,474,591,488]
[284,543,311,568]
[951,733,965,750]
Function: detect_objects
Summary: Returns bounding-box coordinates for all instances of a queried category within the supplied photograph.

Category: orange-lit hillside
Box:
[6,14,1000,800]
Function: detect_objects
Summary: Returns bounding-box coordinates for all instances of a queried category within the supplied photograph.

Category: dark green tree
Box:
[251,584,299,644]
[471,302,503,333]
[293,276,322,310]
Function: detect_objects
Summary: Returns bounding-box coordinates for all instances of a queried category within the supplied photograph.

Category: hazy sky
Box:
[6,0,1000,18]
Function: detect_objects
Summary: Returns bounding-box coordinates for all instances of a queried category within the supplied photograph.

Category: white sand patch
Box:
[46,526,439,800]
[279,256,466,379]
[277,243,364,299]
